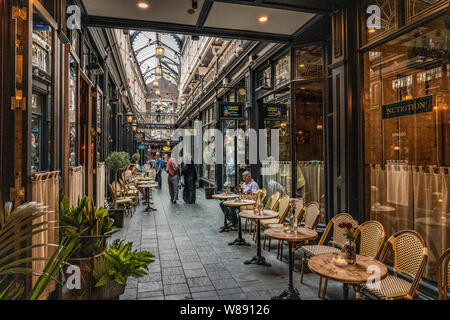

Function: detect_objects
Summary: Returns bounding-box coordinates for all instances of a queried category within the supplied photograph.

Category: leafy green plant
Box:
[60,196,118,258]
[0,198,78,300]
[131,153,140,163]
[105,152,130,181]
[93,240,154,287]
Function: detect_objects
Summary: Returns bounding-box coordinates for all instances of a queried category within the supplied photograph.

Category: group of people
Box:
[151,152,197,205]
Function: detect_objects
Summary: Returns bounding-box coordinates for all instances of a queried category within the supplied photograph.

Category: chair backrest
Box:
[438,248,450,300]
[108,184,117,204]
[318,213,356,246]
[302,201,320,230]
[379,230,428,299]
[112,181,123,195]
[276,195,291,223]
[355,220,385,259]
[264,191,280,211]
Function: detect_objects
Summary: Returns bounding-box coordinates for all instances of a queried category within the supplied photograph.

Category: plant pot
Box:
[96,281,126,300]
[108,208,125,228]
[344,242,356,265]
[63,249,107,300]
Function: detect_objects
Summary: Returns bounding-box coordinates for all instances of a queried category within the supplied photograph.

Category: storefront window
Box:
[406,0,447,22]
[274,53,290,87]
[257,66,272,88]
[294,46,323,80]
[261,86,291,198]
[362,0,397,43]
[69,57,78,167]
[363,16,449,282]
[294,82,326,224]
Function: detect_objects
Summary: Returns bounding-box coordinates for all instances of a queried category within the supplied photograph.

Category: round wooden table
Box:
[264,227,317,300]
[212,194,239,232]
[239,209,278,266]
[223,199,256,246]
[308,253,388,300]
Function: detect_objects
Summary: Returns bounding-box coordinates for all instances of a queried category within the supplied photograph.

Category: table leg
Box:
[144,188,151,212]
[272,242,301,300]
[343,283,349,300]
[219,206,232,233]
[244,220,271,267]
[229,216,250,246]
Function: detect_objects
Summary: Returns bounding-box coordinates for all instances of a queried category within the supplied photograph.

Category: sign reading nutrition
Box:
[263,104,286,120]
[382,95,433,119]
[219,102,244,120]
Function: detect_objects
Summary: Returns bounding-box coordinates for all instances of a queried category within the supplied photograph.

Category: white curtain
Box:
[297,161,325,223]
[96,162,106,209]
[31,171,60,299]
[69,166,85,207]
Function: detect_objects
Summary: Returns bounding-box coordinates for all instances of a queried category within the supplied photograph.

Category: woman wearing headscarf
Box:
[166,157,180,203]
[182,155,197,204]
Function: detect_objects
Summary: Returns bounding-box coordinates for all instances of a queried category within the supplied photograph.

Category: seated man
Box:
[220,171,259,228]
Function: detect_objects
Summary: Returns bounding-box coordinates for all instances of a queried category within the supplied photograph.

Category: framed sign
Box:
[263,104,286,120]
[137,145,146,150]
[219,102,244,120]
[382,95,433,119]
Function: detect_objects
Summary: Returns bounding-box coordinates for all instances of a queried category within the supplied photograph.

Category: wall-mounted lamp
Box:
[126,112,134,123]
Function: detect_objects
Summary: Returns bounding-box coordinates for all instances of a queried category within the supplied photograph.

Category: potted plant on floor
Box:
[0,197,78,300]
[93,240,154,300]
[106,151,130,182]
[59,196,119,299]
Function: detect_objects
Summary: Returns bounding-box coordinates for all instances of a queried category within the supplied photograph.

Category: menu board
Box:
[219,102,244,120]
[263,104,286,120]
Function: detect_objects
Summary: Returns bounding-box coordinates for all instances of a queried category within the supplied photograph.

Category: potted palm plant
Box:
[93,240,154,300]
[59,195,119,299]
[0,197,78,300]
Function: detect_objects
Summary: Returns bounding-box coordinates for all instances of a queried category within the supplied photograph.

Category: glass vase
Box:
[344,241,356,265]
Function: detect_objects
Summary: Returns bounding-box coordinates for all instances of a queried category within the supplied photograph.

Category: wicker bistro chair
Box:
[243,189,267,232]
[319,220,386,299]
[438,248,450,300]
[300,213,357,287]
[261,195,291,250]
[276,202,320,261]
[108,184,133,217]
[250,191,281,238]
[359,230,428,300]
[112,181,138,211]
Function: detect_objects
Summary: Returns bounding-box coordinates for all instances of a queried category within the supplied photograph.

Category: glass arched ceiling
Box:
[131,31,184,85]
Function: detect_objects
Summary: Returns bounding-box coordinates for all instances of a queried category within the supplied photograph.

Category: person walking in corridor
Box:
[155,152,164,188]
[166,157,180,203]
[182,156,197,204]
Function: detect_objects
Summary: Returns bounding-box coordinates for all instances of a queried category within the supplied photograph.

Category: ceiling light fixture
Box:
[152,80,159,87]
[258,16,269,23]
[155,46,165,56]
[137,0,150,9]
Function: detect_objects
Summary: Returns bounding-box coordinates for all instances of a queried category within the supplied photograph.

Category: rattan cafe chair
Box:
[438,248,450,300]
[320,220,385,299]
[299,213,357,290]
[262,195,290,250]
[251,191,280,239]
[109,184,133,217]
[359,230,428,300]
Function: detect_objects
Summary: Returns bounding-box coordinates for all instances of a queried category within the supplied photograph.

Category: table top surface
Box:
[264,227,318,242]
[239,210,278,220]
[140,184,159,188]
[223,199,256,207]
[212,194,239,200]
[371,205,396,212]
[308,253,388,284]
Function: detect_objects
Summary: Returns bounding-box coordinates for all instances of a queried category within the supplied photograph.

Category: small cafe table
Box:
[140,183,159,212]
[264,227,318,300]
[239,209,278,266]
[223,199,256,246]
[308,253,388,300]
[212,193,239,232]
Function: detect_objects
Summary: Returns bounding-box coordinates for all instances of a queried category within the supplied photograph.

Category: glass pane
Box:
[69,57,77,167]
[294,46,323,80]
[406,0,445,22]
[363,15,449,282]
[274,53,290,87]
[363,0,397,43]
[294,82,326,224]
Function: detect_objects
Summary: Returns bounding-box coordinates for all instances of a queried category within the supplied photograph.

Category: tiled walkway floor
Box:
[113,173,354,300]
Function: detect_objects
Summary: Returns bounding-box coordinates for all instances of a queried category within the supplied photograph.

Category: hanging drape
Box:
[31,171,60,299]
[69,166,85,207]
[96,162,106,209]
[297,161,325,223]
